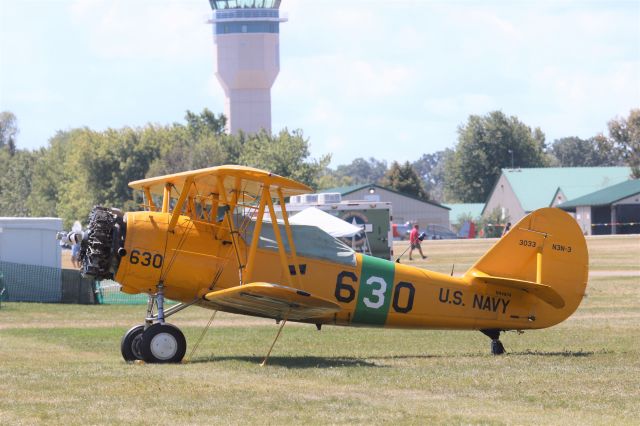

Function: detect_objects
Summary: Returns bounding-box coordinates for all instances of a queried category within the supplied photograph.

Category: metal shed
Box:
[558,179,640,235]
[0,217,63,303]
[0,217,62,268]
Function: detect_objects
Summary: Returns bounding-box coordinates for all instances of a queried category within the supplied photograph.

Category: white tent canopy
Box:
[289,207,362,238]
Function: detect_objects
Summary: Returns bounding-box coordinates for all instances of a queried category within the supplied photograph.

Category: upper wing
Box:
[129,165,311,200]
[201,282,341,321]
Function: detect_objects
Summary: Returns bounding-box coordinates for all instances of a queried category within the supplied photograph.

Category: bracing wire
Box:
[186,309,218,363]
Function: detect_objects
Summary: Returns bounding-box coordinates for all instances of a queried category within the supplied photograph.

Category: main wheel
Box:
[121,325,145,362]
[140,323,186,364]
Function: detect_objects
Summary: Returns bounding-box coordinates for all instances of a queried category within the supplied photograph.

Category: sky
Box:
[1,0,639,167]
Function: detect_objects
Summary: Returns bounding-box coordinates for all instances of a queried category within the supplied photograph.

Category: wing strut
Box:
[168,177,194,232]
[277,188,303,290]
[265,189,294,287]
[216,176,244,283]
[143,187,157,211]
[162,183,171,213]
[244,186,268,284]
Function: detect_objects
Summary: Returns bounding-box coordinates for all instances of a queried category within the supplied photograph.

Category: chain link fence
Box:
[0,260,62,303]
[0,261,164,305]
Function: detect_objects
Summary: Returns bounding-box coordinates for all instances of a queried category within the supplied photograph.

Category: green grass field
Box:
[1,236,639,425]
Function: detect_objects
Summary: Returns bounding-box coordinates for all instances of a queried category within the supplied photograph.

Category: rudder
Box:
[463,208,588,328]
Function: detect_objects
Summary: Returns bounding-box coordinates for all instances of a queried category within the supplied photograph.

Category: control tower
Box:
[208,0,287,135]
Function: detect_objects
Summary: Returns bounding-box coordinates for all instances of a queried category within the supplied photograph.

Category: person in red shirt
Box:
[408,224,427,261]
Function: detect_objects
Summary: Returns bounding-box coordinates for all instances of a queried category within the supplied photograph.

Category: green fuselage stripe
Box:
[352,255,395,325]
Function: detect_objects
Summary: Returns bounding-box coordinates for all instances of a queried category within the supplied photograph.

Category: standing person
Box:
[71,234,81,269]
[502,222,512,237]
[408,224,427,261]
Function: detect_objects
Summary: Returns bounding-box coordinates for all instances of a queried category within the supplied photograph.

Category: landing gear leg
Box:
[481,329,505,355]
[120,282,194,364]
[139,281,186,363]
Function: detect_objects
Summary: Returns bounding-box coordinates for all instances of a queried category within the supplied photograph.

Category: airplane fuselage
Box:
[114,211,572,332]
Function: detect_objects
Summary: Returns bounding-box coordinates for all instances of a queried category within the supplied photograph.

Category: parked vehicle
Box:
[392,222,412,240]
[425,224,459,240]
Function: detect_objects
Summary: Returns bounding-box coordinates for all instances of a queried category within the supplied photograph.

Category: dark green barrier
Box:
[61,269,97,304]
[0,260,61,303]
[0,261,175,305]
[0,272,5,308]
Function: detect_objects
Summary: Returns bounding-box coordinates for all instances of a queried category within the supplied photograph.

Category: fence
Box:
[0,260,62,303]
[0,260,172,305]
[0,272,5,308]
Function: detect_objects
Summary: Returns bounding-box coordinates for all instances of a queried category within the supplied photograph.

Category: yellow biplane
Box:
[78,165,588,364]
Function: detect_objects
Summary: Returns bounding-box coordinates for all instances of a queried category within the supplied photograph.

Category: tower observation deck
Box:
[208,0,287,135]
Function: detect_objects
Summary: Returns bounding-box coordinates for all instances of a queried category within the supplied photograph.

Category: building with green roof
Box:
[558,179,640,235]
[323,183,450,229]
[482,167,632,226]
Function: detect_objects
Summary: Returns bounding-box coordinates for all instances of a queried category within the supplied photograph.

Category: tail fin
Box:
[464,208,588,327]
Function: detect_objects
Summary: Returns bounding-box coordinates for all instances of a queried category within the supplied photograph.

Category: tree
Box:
[607,109,640,178]
[315,168,353,190]
[18,110,332,225]
[335,157,388,185]
[316,157,388,191]
[0,149,38,216]
[381,161,428,199]
[479,207,509,238]
[0,111,18,155]
[549,136,622,167]
[238,129,330,189]
[184,108,226,136]
[28,131,74,218]
[445,111,548,203]
[412,150,451,202]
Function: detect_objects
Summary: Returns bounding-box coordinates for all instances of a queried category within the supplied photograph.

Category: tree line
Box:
[322,109,638,203]
[1,108,638,227]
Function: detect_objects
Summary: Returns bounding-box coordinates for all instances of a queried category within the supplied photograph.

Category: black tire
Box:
[121,325,145,362]
[491,340,505,355]
[140,323,186,364]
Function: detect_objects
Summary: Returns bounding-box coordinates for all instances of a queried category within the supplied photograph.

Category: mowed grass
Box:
[1,237,639,425]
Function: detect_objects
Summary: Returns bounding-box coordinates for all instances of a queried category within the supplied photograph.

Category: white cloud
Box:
[276,54,416,101]
[69,0,211,60]
[423,94,497,117]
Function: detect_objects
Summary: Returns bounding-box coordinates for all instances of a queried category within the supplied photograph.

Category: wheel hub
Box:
[131,334,144,360]
[150,332,178,360]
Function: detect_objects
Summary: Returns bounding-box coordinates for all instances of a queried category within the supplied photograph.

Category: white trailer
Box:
[0,217,62,268]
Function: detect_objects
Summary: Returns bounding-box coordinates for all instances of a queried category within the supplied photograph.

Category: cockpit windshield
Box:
[243,220,356,266]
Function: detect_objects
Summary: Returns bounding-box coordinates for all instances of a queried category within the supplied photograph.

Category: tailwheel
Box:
[481,329,506,355]
[140,323,187,364]
[121,325,145,362]
[491,339,505,355]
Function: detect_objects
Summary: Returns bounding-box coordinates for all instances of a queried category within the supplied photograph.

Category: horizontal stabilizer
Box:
[203,283,341,321]
[471,271,565,309]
